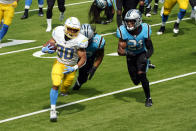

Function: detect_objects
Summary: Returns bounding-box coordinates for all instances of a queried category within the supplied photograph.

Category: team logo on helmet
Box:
[64,17,81,39]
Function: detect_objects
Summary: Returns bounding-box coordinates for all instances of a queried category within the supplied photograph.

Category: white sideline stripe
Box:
[0,17,191,56]
[15,1,93,14]
[0,72,196,124]
[0,46,42,56]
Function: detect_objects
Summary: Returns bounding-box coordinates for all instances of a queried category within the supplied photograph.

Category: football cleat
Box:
[157,26,165,35]
[173,22,179,34]
[50,110,58,122]
[190,9,196,21]
[46,26,52,32]
[145,98,153,107]
[145,8,151,17]
[21,13,28,19]
[72,83,81,90]
[59,92,69,96]
[152,4,158,15]
[38,8,44,17]
[149,63,156,69]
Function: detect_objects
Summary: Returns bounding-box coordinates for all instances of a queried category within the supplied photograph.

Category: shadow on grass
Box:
[113,89,145,104]
[70,87,103,97]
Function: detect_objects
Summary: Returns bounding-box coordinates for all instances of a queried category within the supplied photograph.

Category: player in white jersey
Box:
[0,0,19,44]
[42,17,88,122]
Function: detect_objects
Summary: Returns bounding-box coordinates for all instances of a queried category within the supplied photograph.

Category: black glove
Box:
[88,66,97,80]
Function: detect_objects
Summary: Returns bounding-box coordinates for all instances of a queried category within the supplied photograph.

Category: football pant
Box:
[163,0,189,15]
[51,60,76,91]
[0,3,15,26]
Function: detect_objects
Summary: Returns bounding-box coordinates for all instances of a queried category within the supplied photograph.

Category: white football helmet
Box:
[80,24,95,39]
[64,17,81,39]
[124,9,142,31]
[95,0,107,9]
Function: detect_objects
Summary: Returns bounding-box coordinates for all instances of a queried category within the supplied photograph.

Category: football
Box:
[43,41,57,51]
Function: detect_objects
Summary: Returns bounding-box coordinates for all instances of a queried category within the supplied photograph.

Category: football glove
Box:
[63,66,75,74]
[42,44,55,54]
[88,66,97,80]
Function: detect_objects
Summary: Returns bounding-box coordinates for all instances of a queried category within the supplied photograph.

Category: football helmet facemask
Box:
[124,9,142,31]
[64,17,81,39]
[95,0,107,9]
[80,24,95,39]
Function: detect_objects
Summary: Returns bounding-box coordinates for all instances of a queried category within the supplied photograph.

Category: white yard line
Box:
[0,71,196,124]
[14,1,93,14]
[0,18,191,56]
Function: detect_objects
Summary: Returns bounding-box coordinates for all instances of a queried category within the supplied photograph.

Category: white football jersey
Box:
[52,26,88,65]
[0,0,16,4]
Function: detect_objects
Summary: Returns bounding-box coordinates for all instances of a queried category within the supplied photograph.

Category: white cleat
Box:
[173,22,179,34]
[146,13,151,17]
[50,110,58,122]
[46,26,51,32]
[190,10,196,21]
[173,28,179,34]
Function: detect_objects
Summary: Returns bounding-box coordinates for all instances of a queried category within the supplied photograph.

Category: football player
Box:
[46,0,66,32]
[0,0,19,44]
[117,9,154,107]
[21,0,44,19]
[189,0,196,21]
[157,0,189,35]
[69,24,105,91]
[42,17,88,122]
[89,0,115,24]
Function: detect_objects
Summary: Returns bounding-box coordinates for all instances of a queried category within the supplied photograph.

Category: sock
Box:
[24,9,29,15]
[139,73,151,99]
[0,24,9,40]
[50,88,58,105]
[51,105,56,110]
[155,0,159,4]
[178,9,186,20]
[162,14,169,23]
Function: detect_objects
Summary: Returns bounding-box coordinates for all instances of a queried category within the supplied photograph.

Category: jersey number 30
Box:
[57,45,74,59]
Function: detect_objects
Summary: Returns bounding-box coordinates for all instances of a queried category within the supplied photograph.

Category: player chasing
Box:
[70,24,105,91]
[41,17,88,122]
[117,9,154,107]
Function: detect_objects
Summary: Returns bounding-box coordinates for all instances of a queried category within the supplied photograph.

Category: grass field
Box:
[0,0,196,130]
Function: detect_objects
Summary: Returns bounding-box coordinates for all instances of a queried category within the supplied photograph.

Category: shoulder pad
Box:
[142,23,152,39]
[76,34,88,48]
[93,34,106,49]
[116,25,128,40]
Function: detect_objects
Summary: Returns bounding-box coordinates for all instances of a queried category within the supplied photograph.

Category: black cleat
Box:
[152,5,158,15]
[38,8,44,17]
[173,22,179,34]
[149,63,156,69]
[72,83,81,90]
[157,26,165,35]
[21,9,28,19]
[145,98,153,107]
[21,13,28,19]
[145,7,151,17]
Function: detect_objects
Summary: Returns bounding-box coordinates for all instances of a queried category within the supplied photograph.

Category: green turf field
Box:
[0,0,196,130]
